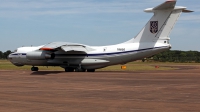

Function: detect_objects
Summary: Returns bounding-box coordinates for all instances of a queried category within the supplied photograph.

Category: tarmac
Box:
[0,65,200,112]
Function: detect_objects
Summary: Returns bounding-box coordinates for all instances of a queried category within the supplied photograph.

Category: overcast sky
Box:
[0,0,199,52]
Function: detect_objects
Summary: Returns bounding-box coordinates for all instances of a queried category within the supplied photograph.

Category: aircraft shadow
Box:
[30,71,64,75]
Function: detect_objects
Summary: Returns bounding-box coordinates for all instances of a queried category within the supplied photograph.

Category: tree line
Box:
[0,50,11,59]
[1,50,200,63]
[145,50,200,63]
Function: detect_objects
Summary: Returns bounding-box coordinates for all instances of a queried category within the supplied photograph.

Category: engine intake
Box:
[26,51,55,60]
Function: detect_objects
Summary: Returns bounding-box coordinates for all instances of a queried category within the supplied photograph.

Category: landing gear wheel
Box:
[75,68,86,72]
[87,69,95,72]
[65,68,74,72]
[82,69,86,72]
[31,67,39,71]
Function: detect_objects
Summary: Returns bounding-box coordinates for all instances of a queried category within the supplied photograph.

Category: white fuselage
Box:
[8,42,171,69]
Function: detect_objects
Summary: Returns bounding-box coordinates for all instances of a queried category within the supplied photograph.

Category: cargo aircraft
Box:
[8,0,193,72]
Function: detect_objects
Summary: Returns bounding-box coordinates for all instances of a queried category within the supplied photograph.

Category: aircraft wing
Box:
[40,42,95,52]
[61,45,87,52]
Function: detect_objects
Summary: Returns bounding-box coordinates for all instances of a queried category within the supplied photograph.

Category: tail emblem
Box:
[150,21,158,34]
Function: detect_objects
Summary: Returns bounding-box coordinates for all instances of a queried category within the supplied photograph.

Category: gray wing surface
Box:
[40,42,95,52]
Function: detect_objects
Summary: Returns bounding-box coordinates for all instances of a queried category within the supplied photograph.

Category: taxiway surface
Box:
[0,67,200,112]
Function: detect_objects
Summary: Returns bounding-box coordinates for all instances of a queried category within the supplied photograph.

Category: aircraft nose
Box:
[7,53,24,66]
[7,54,12,61]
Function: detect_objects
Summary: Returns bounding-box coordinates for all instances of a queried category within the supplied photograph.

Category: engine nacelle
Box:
[26,51,55,60]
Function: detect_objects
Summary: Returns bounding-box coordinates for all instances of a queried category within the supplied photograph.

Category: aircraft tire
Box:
[75,68,86,72]
[31,67,39,71]
[87,69,95,72]
[65,68,74,72]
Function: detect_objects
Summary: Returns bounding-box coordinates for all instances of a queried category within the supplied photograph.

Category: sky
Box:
[0,0,200,52]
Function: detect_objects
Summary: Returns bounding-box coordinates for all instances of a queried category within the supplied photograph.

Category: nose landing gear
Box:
[31,66,39,71]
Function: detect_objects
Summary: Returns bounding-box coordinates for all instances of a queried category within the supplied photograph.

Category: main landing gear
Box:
[64,68,95,72]
[31,66,39,71]
[87,69,95,72]
[64,64,95,72]
[65,68,74,72]
[75,68,86,72]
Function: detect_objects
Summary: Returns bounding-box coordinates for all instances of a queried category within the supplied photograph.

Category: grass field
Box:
[0,60,63,71]
[3,59,200,71]
[0,59,187,71]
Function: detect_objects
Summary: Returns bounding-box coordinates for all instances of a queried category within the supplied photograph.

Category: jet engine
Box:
[26,51,55,60]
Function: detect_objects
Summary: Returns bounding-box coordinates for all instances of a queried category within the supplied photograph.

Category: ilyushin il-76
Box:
[8,0,193,72]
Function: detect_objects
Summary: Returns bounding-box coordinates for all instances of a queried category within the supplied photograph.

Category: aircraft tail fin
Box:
[125,0,193,44]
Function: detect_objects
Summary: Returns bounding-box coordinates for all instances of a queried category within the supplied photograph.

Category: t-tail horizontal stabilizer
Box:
[125,0,193,43]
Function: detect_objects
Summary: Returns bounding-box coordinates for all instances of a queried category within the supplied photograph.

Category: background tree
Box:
[0,51,3,59]
[147,50,200,63]
[3,50,11,59]
[0,50,12,59]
